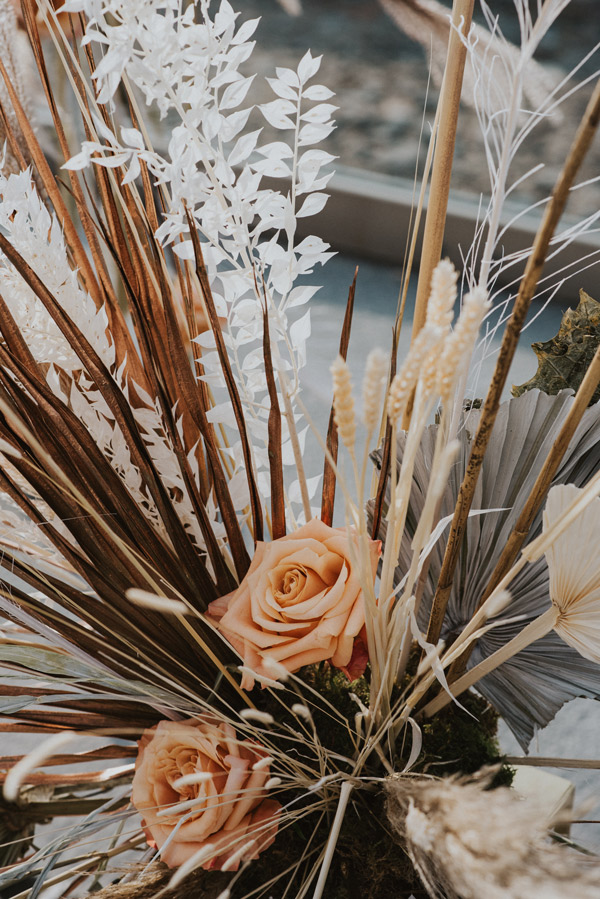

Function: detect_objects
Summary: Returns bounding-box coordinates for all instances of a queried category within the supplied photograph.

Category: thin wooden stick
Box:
[504,757,600,770]
[425,77,600,646]
[402,0,474,428]
[407,0,475,345]
[446,339,600,681]
[263,303,286,539]
[321,269,357,526]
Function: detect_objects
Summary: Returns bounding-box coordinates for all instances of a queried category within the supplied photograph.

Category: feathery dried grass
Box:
[386,773,600,899]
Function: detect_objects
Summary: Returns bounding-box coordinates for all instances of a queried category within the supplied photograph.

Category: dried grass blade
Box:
[370,327,398,539]
[263,303,285,538]
[116,254,236,593]
[321,267,357,526]
[186,208,264,542]
[0,746,137,766]
[142,245,246,587]
[2,709,144,731]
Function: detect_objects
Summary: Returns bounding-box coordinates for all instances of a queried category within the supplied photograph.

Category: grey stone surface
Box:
[242,0,599,219]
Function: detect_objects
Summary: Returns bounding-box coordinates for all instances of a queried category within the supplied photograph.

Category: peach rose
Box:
[131,717,281,869]
[208,519,381,689]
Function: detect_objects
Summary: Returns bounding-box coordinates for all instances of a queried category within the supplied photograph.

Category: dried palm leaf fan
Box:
[0,1,598,898]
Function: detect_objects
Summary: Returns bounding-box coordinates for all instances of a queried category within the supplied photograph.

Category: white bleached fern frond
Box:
[0,169,114,372]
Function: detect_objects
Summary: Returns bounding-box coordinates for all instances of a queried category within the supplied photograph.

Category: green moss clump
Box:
[237,658,513,897]
[258,657,513,786]
[416,692,514,787]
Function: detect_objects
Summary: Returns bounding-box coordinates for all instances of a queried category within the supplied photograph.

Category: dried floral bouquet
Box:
[0,0,599,897]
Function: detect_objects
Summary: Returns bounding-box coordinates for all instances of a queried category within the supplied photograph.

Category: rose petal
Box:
[337,627,369,680]
[132,718,280,869]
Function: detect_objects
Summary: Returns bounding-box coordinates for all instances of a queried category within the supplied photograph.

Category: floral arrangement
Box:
[0,0,599,897]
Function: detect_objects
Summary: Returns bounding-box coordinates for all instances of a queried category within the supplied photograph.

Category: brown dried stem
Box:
[320,268,357,526]
[425,77,600,646]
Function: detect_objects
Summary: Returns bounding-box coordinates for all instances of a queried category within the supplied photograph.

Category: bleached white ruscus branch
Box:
[62,0,337,523]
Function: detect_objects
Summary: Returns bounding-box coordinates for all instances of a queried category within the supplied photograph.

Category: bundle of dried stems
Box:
[0,1,597,898]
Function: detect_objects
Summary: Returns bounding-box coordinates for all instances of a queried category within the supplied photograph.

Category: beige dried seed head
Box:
[421,343,443,396]
[362,348,388,432]
[425,258,458,332]
[387,327,439,424]
[439,287,490,402]
[331,355,356,451]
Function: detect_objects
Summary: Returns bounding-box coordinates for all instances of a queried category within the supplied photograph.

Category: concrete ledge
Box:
[290,166,599,303]
[512,766,575,836]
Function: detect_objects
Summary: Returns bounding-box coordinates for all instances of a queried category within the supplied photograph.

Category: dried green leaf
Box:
[513,290,600,403]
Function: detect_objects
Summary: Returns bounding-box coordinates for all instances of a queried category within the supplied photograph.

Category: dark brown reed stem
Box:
[321,268,357,527]
[186,210,264,543]
[426,77,600,647]
[370,327,398,540]
[263,301,286,539]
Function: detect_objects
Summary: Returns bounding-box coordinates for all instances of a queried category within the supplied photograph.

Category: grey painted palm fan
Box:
[371,388,600,748]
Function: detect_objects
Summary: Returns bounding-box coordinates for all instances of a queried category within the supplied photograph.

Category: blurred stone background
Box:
[244,0,599,217]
